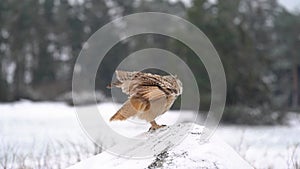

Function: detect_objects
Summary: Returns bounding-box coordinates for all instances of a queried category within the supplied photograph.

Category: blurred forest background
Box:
[0,0,299,124]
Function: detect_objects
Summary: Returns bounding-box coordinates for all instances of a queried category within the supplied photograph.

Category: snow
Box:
[0,100,83,145]
[215,125,300,169]
[0,100,300,168]
[67,123,253,169]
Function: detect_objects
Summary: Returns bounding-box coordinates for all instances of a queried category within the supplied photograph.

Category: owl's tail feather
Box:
[110,101,137,121]
[110,112,126,121]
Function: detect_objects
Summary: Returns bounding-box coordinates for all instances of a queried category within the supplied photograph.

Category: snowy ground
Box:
[0,100,299,169]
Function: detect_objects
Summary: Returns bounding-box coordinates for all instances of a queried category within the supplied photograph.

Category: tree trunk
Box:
[292,64,299,108]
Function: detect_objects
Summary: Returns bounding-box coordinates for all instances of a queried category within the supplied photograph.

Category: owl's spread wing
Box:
[110,71,164,96]
[130,86,166,111]
[108,71,139,95]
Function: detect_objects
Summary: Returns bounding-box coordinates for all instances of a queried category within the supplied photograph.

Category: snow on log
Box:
[67,123,253,169]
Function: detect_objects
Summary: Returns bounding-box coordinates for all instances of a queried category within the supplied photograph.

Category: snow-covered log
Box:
[67,123,253,169]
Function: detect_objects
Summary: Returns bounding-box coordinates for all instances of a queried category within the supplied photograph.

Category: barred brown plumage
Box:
[108,70,182,131]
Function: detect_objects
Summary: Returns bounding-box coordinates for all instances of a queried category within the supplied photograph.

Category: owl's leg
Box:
[149,121,166,131]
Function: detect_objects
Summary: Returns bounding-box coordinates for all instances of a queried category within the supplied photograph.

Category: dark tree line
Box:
[0,0,299,123]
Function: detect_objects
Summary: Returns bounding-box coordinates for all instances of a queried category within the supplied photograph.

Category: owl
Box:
[108,70,183,131]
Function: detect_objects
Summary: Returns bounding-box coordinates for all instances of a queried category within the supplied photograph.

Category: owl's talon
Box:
[148,121,167,131]
[148,126,165,131]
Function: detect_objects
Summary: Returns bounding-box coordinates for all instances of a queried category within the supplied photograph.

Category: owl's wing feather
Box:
[110,100,137,121]
[135,86,166,101]
[115,70,137,81]
[110,71,167,96]
[129,86,166,111]
[108,70,139,95]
